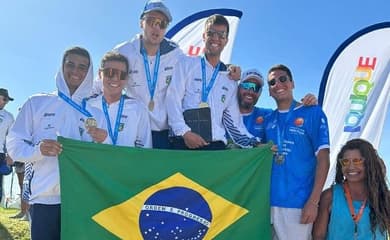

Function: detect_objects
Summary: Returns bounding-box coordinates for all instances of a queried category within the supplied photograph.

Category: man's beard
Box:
[238,96,254,111]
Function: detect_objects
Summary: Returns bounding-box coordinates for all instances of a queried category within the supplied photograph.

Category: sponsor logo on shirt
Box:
[294,117,304,127]
[79,127,84,136]
[119,123,125,132]
[166,75,172,85]
[221,94,226,103]
[44,113,55,117]
[256,116,264,124]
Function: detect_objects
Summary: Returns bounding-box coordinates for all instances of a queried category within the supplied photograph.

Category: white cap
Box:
[141,0,172,23]
[241,68,264,87]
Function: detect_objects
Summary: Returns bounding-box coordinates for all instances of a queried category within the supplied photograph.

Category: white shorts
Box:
[271,207,312,240]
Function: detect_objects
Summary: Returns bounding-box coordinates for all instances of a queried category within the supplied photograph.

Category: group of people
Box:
[1,0,390,239]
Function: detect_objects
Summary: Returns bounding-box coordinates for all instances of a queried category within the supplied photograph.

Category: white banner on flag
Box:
[319,22,390,188]
[166,9,242,64]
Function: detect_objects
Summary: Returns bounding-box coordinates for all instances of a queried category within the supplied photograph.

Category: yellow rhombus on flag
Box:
[93,172,248,239]
[58,137,273,239]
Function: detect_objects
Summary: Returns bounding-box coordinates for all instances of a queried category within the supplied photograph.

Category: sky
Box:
[0,1,389,170]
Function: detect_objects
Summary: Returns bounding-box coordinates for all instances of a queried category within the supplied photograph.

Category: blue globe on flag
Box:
[139,186,212,240]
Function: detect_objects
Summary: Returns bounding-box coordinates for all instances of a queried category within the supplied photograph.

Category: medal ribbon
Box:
[58,91,92,117]
[343,182,367,237]
[200,57,221,103]
[141,44,160,103]
[276,101,297,159]
[102,95,125,145]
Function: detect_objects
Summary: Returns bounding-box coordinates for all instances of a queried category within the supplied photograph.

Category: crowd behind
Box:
[0,0,389,239]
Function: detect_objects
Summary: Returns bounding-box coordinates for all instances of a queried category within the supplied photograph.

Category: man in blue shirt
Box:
[234,68,317,144]
[237,69,272,142]
[264,64,330,240]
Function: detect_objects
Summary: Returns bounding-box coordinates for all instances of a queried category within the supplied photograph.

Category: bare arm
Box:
[301,148,330,224]
[312,188,332,240]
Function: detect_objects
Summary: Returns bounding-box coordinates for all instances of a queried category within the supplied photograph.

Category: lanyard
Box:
[276,101,296,157]
[343,182,367,239]
[102,95,124,145]
[58,91,92,117]
[200,57,220,103]
[141,45,160,102]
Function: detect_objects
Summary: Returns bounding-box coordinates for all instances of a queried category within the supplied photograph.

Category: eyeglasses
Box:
[339,158,364,167]
[239,82,262,93]
[143,16,169,29]
[206,29,227,39]
[268,75,289,86]
[64,61,89,73]
[101,68,128,80]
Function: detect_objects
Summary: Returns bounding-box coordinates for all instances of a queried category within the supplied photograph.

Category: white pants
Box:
[271,207,312,240]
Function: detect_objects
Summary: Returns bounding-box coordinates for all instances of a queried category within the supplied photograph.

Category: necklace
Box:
[343,182,367,240]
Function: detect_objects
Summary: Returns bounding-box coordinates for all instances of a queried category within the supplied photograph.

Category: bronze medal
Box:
[148,100,155,111]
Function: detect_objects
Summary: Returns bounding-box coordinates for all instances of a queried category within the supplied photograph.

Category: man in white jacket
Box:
[85,51,152,148]
[6,46,102,240]
[166,14,260,150]
[113,1,242,149]
[113,0,183,149]
[0,88,14,203]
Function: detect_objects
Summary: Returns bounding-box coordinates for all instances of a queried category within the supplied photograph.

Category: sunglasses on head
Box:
[268,75,289,86]
[101,68,128,80]
[339,158,364,167]
[206,29,227,39]
[143,16,168,29]
[239,82,262,93]
[64,61,88,73]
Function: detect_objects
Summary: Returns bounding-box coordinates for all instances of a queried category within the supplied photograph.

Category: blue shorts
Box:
[152,130,170,149]
[30,203,61,240]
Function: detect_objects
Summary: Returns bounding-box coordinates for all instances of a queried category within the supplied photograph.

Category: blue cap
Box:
[141,0,172,23]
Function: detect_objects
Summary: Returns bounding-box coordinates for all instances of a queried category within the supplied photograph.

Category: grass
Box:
[0,207,30,240]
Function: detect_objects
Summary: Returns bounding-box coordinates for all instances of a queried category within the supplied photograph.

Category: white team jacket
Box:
[114,34,185,132]
[0,108,14,153]
[166,56,260,148]
[85,94,152,148]
[6,58,94,204]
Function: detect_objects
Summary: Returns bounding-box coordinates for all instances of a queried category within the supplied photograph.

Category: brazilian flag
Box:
[58,137,273,239]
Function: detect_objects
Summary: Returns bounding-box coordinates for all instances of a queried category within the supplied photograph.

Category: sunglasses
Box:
[101,68,128,80]
[206,29,227,39]
[143,16,169,29]
[268,75,289,86]
[64,61,88,73]
[239,82,262,93]
[339,158,364,167]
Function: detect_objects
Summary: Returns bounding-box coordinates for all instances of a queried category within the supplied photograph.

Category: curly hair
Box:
[335,138,390,236]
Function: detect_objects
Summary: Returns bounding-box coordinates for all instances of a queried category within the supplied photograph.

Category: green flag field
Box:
[58,137,273,240]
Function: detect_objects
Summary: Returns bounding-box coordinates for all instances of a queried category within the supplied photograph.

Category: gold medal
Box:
[85,117,97,129]
[199,102,209,108]
[275,154,285,165]
[148,100,155,111]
